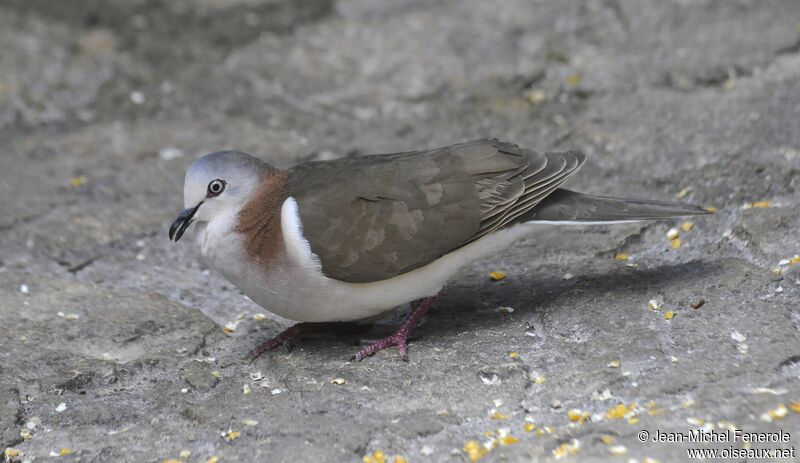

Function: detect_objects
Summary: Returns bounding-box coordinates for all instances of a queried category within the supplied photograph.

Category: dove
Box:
[169,139,708,361]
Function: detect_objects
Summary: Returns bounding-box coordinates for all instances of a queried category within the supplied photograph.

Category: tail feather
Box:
[526,189,710,223]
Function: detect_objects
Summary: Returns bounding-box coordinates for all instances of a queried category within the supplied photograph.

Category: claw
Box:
[246,324,305,361]
[248,322,370,361]
[350,296,438,362]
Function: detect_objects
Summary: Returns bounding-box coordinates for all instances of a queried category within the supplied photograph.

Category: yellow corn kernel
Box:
[70,176,88,187]
[500,436,519,445]
[552,440,580,459]
[565,74,582,85]
[523,423,536,432]
[223,430,240,442]
[567,409,589,423]
[606,403,629,419]
[789,401,800,413]
[671,238,682,249]
[680,222,694,232]
[371,451,386,463]
[751,201,771,208]
[768,404,788,420]
[614,253,628,261]
[489,271,506,281]
[664,311,675,320]
[599,435,615,445]
[463,440,488,462]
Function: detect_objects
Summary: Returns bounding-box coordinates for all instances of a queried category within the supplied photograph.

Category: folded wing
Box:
[287,139,584,283]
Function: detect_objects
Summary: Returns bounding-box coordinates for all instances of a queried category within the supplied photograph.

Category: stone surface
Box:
[1,0,798,462]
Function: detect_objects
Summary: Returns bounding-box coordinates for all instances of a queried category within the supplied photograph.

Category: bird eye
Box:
[207,179,226,197]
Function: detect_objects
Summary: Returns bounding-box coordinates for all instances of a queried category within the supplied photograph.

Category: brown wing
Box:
[287,139,584,283]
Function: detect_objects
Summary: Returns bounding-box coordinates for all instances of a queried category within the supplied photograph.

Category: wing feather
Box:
[287,140,584,282]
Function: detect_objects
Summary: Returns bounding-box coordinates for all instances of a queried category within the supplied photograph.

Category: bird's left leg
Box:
[247,322,367,361]
[352,295,438,362]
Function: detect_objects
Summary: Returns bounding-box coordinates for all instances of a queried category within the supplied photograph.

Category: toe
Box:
[397,341,409,361]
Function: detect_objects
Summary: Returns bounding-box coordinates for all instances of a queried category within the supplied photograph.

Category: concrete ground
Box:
[1,0,799,462]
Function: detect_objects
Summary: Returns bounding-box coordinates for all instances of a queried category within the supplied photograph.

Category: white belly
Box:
[199,197,542,322]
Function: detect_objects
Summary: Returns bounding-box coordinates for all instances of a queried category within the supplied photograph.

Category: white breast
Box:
[200,197,542,322]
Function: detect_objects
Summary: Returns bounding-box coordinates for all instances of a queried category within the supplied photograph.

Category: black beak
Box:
[169,203,201,242]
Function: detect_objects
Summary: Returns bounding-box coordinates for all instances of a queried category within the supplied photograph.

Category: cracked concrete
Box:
[0,0,798,462]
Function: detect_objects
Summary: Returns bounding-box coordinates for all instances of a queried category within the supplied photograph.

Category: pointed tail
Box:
[525,189,710,223]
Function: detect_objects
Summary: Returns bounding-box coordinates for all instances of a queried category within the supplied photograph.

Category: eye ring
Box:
[207,179,226,197]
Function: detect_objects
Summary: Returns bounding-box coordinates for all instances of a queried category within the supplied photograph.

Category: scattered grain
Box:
[552,439,580,459]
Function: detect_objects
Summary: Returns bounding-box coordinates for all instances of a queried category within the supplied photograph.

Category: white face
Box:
[183,152,267,224]
[170,151,268,242]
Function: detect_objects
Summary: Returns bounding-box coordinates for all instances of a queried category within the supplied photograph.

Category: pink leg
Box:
[247,322,366,361]
[353,296,438,362]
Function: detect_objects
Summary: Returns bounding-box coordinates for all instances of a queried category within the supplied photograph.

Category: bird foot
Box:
[247,323,306,361]
[354,332,410,362]
[351,295,438,362]
[247,322,370,361]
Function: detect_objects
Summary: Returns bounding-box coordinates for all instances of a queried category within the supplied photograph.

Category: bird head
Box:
[169,150,271,242]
